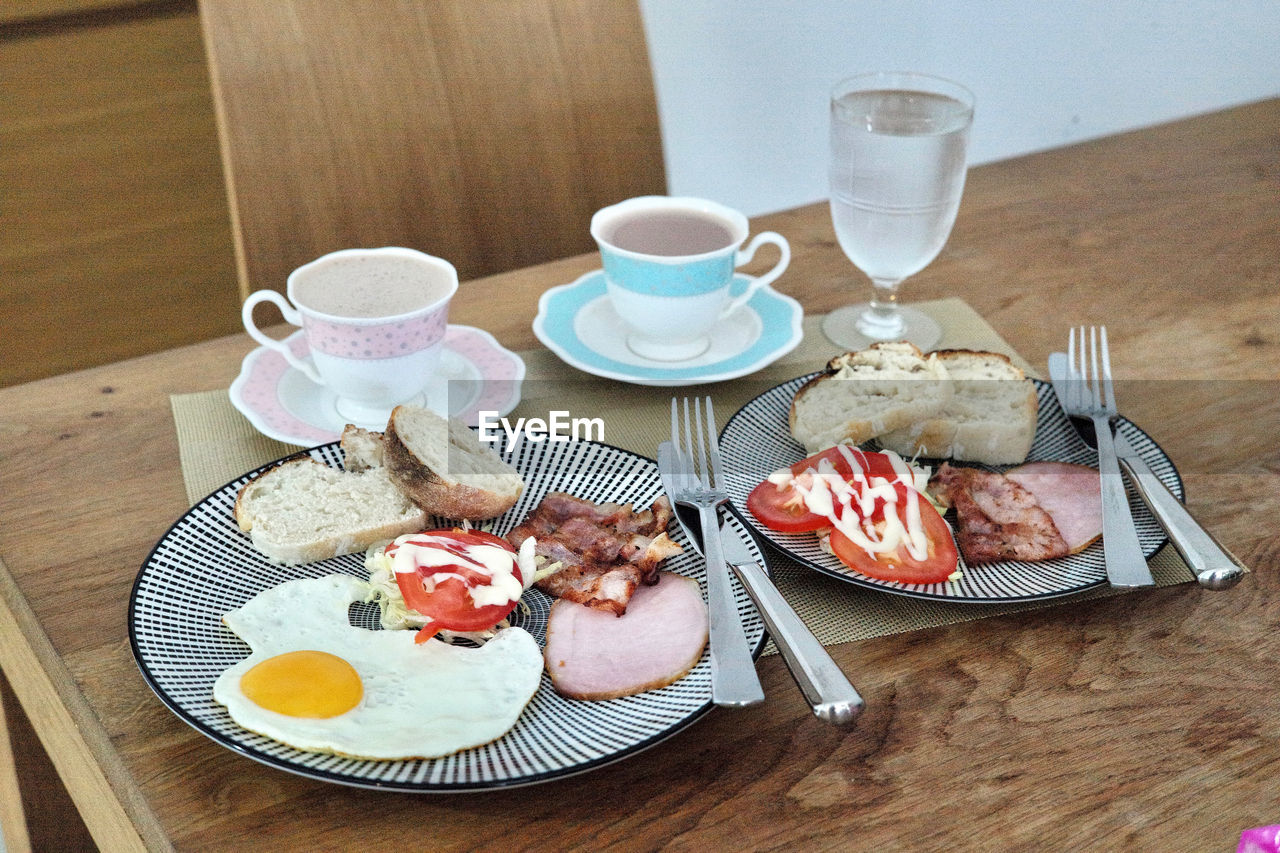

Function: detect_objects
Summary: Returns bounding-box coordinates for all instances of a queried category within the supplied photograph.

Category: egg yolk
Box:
[240,650,362,718]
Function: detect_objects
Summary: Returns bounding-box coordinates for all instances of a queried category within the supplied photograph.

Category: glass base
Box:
[821,303,942,351]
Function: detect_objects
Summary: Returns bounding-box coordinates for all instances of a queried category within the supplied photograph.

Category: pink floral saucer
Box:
[230,325,525,446]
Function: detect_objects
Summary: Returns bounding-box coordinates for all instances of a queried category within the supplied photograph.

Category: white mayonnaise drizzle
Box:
[768,447,931,561]
[389,533,524,608]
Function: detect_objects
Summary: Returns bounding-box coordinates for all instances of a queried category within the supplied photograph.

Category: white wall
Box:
[638,0,1280,216]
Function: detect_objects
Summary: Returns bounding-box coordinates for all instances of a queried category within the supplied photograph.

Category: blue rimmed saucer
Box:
[532,270,803,386]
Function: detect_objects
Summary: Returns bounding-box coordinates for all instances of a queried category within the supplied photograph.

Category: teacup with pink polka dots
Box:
[242,247,458,427]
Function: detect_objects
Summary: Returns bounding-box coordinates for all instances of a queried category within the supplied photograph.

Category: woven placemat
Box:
[170,298,1194,655]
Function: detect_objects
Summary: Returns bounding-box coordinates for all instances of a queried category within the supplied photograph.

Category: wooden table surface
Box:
[1,99,1277,852]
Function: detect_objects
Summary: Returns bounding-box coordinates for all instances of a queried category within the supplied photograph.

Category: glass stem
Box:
[857,277,905,339]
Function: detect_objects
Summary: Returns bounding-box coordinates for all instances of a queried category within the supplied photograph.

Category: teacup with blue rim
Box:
[590,196,790,361]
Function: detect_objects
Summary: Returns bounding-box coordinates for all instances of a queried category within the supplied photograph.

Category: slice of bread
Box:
[340,424,385,472]
[383,404,524,520]
[877,349,1037,465]
[233,457,428,565]
[788,341,952,453]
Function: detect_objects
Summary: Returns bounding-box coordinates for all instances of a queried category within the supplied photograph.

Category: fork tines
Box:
[671,396,724,490]
[1068,325,1116,414]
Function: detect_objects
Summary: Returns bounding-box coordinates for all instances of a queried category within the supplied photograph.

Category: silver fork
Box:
[670,397,765,707]
[1067,326,1155,588]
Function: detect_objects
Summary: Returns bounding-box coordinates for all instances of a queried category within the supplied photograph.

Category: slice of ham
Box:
[929,463,1069,564]
[543,572,708,701]
[1005,462,1103,554]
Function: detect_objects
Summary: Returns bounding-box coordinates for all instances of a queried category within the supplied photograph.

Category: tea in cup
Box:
[590,196,790,361]
[241,247,457,426]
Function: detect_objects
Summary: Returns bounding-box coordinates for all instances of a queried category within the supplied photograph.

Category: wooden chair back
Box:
[198,0,665,298]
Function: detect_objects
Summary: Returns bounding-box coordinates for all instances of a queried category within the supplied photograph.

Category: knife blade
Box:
[657,442,864,725]
[1047,353,1246,590]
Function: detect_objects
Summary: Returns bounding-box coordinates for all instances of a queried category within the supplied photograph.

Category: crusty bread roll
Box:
[233,457,427,565]
[788,341,952,453]
[877,349,1037,465]
[383,404,523,520]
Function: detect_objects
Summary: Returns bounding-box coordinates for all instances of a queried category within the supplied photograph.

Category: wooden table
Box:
[2,99,1277,852]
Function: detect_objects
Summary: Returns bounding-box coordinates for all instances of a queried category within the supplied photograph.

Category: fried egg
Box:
[212,574,542,759]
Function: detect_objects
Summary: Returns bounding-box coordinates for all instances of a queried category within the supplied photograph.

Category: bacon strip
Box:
[929,463,1069,564]
[506,492,682,615]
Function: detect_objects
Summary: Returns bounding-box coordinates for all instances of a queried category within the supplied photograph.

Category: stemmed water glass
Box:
[823,71,974,351]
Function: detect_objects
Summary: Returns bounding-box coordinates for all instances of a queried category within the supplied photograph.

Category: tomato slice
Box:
[387,529,524,639]
[748,446,905,533]
[827,483,958,585]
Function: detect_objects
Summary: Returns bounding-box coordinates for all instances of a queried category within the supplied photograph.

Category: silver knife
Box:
[658,442,865,725]
[1048,352,1246,590]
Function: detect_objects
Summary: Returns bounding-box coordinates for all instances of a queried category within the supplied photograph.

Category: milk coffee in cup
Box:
[242,247,458,427]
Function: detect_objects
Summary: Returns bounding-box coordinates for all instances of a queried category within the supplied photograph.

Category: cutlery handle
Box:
[1118,455,1247,590]
[1093,416,1156,588]
[726,558,864,725]
[696,505,766,707]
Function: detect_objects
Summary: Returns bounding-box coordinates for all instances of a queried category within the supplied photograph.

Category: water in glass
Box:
[824,75,973,350]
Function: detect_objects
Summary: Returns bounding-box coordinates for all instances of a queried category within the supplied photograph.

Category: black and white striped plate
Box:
[129,438,767,792]
[719,377,1181,602]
